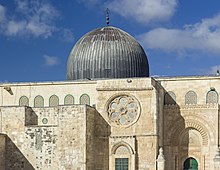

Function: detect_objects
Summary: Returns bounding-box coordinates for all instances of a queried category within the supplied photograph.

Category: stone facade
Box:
[0,76,220,169]
[0,105,109,170]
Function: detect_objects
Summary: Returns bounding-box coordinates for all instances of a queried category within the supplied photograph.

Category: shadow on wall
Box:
[94,108,111,169]
[163,90,188,170]
[5,135,35,170]
[135,138,139,170]
[25,107,38,126]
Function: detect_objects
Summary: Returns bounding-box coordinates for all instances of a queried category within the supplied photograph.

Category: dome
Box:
[66,26,149,80]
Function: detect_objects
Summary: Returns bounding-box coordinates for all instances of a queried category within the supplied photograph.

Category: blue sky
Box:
[1,0,220,82]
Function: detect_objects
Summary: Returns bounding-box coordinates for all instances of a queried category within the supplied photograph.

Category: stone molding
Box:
[96,87,154,91]
[181,103,219,110]
[167,117,214,146]
[111,141,134,155]
[164,103,219,110]
[105,93,141,128]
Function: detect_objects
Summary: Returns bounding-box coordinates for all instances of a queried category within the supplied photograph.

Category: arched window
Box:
[115,145,130,155]
[206,90,218,104]
[112,143,133,170]
[184,157,198,170]
[80,94,90,105]
[19,96,29,106]
[49,95,59,107]
[34,95,44,107]
[64,94,74,105]
[164,91,176,105]
[185,91,197,105]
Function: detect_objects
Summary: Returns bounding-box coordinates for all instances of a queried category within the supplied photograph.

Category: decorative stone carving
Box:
[157,147,165,170]
[181,103,219,110]
[42,118,48,124]
[207,90,218,104]
[107,95,140,126]
[214,147,220,170]
[185,91,197,105]
[115,146,130,155]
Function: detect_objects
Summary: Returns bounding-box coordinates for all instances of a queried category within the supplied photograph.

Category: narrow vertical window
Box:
[64,94,74,105]
[49,95,59,107]
[80,94,90,105]
[19,96,29,106]
[34,95,44,107]
[206,90,218,104]
[185,91,197,105]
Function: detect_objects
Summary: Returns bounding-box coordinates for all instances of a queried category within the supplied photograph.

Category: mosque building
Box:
[1,24,220,170]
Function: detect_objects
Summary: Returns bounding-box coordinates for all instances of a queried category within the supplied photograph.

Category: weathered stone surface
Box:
[0,76,220,169]
[0,105,109,170]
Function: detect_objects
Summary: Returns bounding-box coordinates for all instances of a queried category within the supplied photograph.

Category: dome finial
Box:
[106,8,110,26]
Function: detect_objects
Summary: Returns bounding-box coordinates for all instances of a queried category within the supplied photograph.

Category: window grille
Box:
[34,95,44,107]
[185,91,197,105]
[49,95,59,107]
[64,94,74,105]
[19,96,29,106]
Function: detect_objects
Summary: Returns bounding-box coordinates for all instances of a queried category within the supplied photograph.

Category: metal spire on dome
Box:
[106,8,110,26]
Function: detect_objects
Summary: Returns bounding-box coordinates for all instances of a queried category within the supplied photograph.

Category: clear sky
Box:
[1,0,220,82]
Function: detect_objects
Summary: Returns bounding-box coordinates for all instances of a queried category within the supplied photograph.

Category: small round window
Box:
[107,95,140,127]
[42,118,48,124]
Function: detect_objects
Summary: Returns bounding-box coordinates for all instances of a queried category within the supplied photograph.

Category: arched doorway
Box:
[184,157,198,170]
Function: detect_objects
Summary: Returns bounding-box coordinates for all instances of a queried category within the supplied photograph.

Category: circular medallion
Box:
[107,95,140,127]
[42,118,48,124]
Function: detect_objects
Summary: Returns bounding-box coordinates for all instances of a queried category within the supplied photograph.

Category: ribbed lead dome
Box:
[66,26,149,80]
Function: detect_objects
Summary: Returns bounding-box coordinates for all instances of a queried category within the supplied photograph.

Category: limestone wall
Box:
[157,76,220,170]
[96,78,159,170]
[2,76,219,169]
[0,106,36,170]
[0,105,100,170]
[86,107,110,170]
[0,135,6,169]
[158,76,220,105]
[0,81,97,107]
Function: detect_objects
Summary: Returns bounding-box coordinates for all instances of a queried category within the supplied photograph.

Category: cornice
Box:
[164,104,219,110]
[96,87,154,91]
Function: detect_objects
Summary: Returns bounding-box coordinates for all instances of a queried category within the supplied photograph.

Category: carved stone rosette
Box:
[107,94,140,127]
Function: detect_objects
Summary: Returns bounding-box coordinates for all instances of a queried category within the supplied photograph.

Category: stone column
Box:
[131,154,135,170]
[109,155,113,170]
[157,147,165,170]
[214,147,220,170]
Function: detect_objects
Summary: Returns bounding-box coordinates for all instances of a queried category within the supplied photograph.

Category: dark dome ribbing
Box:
[66,26,149,80]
